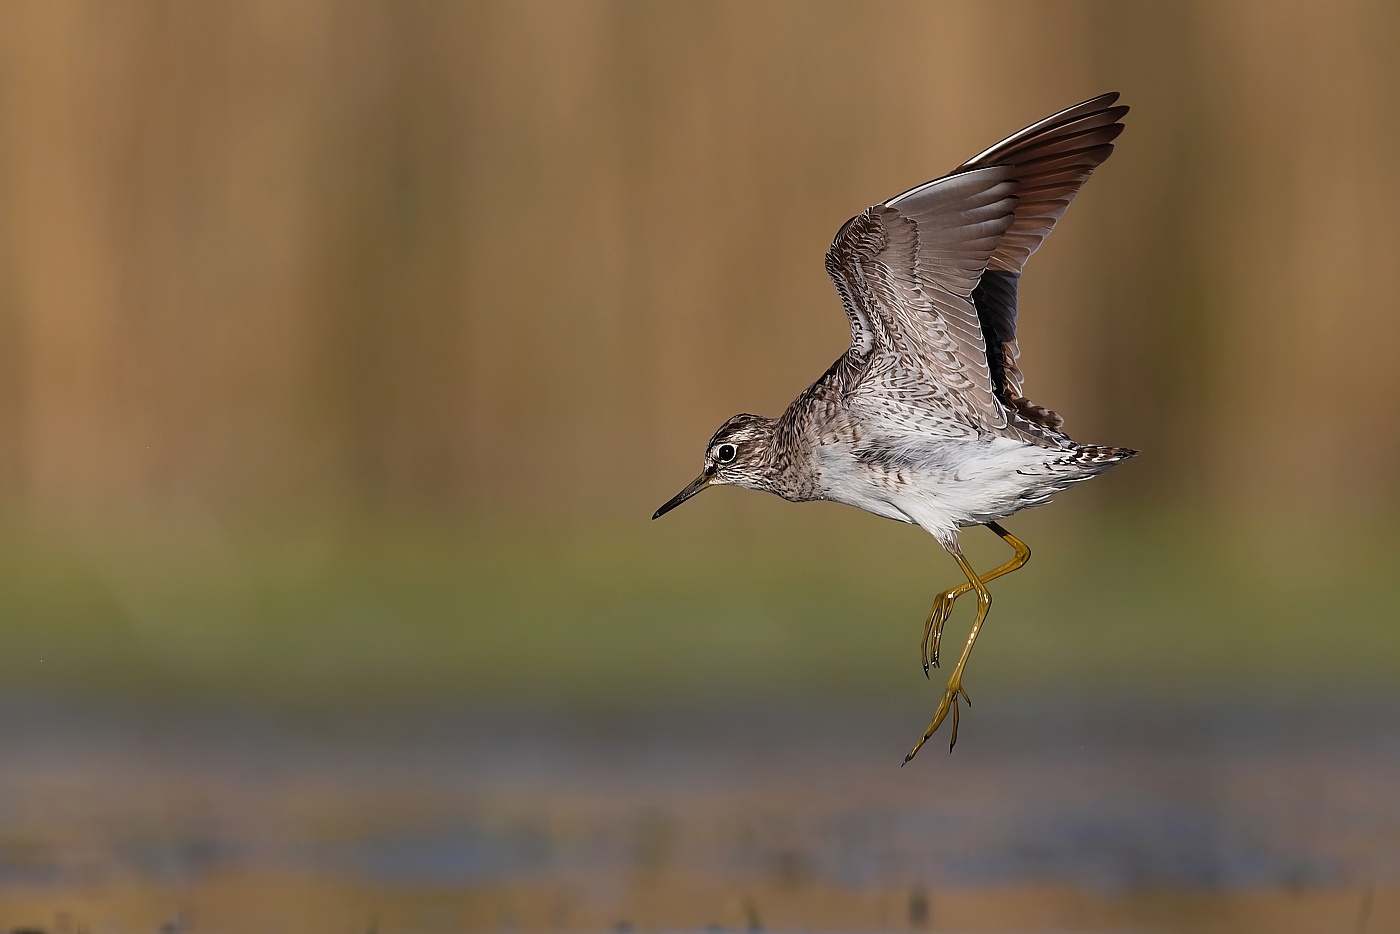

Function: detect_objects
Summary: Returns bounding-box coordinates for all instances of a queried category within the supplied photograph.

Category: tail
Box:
[1067,444,1139,472]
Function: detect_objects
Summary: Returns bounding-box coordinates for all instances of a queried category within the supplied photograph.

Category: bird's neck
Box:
[759,413,820,502]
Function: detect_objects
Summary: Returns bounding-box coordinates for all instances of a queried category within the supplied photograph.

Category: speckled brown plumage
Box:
[653,94,1139,761]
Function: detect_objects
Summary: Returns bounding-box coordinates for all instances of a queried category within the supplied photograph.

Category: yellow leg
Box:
[920,522,1030,674]
[905,525,1027,763]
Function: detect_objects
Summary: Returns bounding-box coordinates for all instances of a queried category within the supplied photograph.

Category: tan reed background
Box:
[1,0,1397,539]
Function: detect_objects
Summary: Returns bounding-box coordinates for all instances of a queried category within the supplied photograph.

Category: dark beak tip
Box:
[651,472,710,521]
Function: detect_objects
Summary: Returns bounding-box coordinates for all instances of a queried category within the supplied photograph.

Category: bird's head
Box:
[652,413,778,519]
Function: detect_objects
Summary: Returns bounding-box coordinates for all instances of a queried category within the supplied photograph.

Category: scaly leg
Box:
[921,522,1031,674]
[904,540,1002,763]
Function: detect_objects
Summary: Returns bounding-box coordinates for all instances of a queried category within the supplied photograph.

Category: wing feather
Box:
[824,167,1018,432]
[960,94,1128,434]
[960,95,1127,268]
[820,94,1127,440]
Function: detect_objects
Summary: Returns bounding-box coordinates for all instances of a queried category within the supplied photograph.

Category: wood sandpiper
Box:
[653,93,1137,763]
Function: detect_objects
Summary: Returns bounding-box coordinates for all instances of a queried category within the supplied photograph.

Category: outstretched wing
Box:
[824,166,1020,433]
[961,93,1127,409]
[824,93,1127,438]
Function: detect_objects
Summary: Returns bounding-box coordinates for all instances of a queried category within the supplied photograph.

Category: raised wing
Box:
[961,93,1127,408]
[824,93,1126,438]
[825,166,1020,432]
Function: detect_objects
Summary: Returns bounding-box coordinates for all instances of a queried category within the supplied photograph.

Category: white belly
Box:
[811,437,1078,545]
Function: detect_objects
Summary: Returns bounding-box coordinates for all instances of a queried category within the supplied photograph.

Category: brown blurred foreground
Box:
[0,700,1394,933]
[2,877,1391,934]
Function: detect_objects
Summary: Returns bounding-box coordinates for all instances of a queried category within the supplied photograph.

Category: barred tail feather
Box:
[1067,444,1139,470]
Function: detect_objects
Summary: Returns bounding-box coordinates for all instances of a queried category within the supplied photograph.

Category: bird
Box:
[651,93,1137,763]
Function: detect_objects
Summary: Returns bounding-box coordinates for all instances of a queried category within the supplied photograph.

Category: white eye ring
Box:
[716,443,737,464]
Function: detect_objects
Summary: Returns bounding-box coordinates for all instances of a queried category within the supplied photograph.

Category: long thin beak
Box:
[652,470,712,520]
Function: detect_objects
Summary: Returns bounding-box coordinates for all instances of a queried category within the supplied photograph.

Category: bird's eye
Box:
[716,443,737,464]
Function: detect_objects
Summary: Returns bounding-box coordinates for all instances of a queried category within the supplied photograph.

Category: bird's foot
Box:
[903,681,973,764]
[920,586,964,676]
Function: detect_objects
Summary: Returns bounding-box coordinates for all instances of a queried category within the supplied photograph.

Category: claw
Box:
[919,605,937,677]
[920,589,959,675]
[903,686,959,765]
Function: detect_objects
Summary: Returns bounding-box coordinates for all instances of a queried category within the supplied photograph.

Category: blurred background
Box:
[0,1,1397,931]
